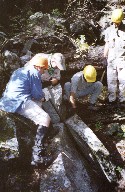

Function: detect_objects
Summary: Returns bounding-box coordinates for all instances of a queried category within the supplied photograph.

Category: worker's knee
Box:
[64,82,71,92]
[46,113,51,122]
[96,81,103,90]
[33,108,51,127]
[40,112,51,127]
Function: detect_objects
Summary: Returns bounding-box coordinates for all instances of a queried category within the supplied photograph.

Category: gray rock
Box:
[0,110,19,161]
[3,50,21,72]
[86,45,105,66]
[40,122,111,192]
[47,84,63,111]
[0,110,36,163]
[20,50,33,65]
[42,100,60,124]
[21,39,38,55]
[29,12,44,21]
[42,84,63,123]
[65,114,118,182]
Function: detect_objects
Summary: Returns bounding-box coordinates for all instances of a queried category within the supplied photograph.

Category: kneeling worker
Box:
[64,65,103,111]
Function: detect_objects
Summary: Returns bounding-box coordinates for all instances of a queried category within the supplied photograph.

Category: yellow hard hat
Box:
[83,65,97,83]
[29,55,48,69]
[111,9,124,23]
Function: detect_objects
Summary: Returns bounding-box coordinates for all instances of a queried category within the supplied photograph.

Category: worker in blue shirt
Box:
[0,54,52,166]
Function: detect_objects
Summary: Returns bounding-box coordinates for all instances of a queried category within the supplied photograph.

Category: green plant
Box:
[71,35,89,58]
[116,132,125,138]
[52,9,62,17]
[116,166,122,173]
[76,35,89,51]
[95,121,102,130]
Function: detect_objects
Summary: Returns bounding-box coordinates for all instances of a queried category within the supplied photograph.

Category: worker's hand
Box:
[41,97,46,102]
[69,95,76,108]
[50,78,59,86]
[103,57,108,68]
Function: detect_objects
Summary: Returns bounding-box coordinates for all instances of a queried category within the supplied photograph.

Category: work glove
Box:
[51,80,60,87]
[50,78,60,87]
[102,57,108,69]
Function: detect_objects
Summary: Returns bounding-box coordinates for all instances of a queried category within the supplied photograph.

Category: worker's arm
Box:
[69,92,76,108]
[30,73,45,100]
[104,42,109,58]
[103,42,109,68]
[69,73,80,108]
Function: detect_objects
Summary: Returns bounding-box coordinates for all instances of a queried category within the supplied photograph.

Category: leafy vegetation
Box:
[52,9,62,17]
[95,121,103,130]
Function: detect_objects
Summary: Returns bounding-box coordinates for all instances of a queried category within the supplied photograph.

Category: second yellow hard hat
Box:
[111,9,124,23]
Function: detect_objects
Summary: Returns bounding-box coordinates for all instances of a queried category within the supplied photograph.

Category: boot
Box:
[31,125,53,167]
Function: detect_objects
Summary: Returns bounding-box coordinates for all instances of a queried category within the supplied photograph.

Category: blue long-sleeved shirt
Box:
[0,65,45,113]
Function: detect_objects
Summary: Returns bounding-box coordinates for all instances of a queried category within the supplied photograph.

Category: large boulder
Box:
[0,110,37,163]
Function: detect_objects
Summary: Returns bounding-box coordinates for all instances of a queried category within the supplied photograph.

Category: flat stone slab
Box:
[65,114,118,182]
